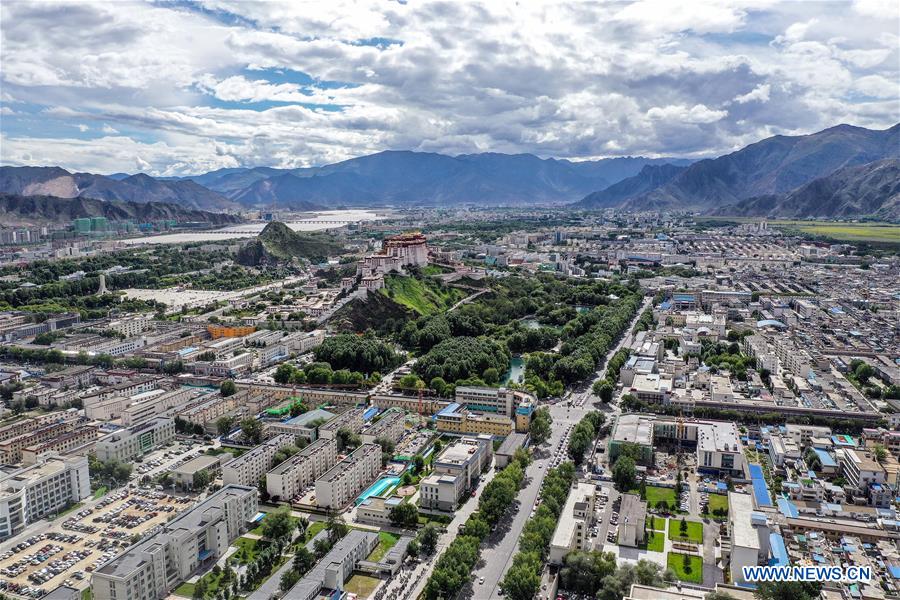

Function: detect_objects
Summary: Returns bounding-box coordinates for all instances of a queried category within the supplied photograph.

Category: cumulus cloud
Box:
[0,0,898,175]
[733,84,771,104]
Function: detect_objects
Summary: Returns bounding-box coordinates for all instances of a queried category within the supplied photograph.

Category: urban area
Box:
[0,209,895,600]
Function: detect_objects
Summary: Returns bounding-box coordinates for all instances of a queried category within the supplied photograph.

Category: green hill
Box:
[380,274,467,315]
[236,221,344,266]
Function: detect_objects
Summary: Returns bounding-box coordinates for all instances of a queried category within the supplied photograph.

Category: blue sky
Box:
[1,0,898,176]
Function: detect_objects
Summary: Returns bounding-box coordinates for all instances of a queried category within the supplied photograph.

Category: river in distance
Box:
[119,209,383,246]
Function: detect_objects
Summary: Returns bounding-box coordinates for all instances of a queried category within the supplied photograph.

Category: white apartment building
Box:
[839,448,886,492]
[266,438,337,501]
[314,443,381,510]
[121,388,205,426]
[94,417,175,462]
[221,434,295,487]
[360,408,406,444]
[107,316,151,338]
[454,386,531,417]
[420,435,493,512]
[726,492,769,585]
[319,408,366,440]
[91,485,257,600]
[0,455,90,540]
[549,483,597,564]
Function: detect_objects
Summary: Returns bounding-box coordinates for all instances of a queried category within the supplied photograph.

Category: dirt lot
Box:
[0,488,193,599]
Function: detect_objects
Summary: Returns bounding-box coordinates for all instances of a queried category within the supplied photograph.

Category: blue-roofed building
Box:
[812,447,838,474]
[769,533,789,567]
[749,463,773,507]
[777,496,799,519]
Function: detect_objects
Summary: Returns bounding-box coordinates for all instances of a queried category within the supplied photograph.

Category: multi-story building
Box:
[434,403,513,437]
[0,455,90,540]
[221,434,295,487]
[725,492,769,585]
[319,408,366,440]
[314,443,381,509]
[280,530,379,600]
[839,448,886,492]
[453,386,534,418]
[0,421,77,464]
[549,483,597,564]
[21,426,97,465]
[91,485,257,600]
[360,408,406,444]
[420,435,493,512]
[266,438,337,502]
[94,417,175,462]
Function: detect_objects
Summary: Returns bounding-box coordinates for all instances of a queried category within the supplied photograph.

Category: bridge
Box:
[209,219,360,234]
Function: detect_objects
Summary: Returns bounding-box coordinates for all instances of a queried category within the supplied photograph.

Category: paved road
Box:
[471,295,653,598]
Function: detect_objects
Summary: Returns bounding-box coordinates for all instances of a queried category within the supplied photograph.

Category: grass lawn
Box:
[668,518,703,544]
[642,486,677,511]
[81,589,92,600]
[646,516,667,531]
[703,493,729,518]
[231,537,260,564]
[304,521,326,543]
[367,531,400,562]
[92,486,108,500]
[645,530,664,552]
[667,552,703,583]
[343,573,381,598]
[173,582,195,598]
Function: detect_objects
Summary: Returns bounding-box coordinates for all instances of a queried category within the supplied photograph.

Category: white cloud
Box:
[733,84,771,104]
[646,104,729,124]
[77,124,89,132]
[0,0,897,175]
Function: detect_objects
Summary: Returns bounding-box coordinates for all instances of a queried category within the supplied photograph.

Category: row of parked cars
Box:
[0,545,62,578]
[0,579,46,598]
[27,548,92,584]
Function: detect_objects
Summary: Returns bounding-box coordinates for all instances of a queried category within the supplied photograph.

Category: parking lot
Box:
[0,488,192,598]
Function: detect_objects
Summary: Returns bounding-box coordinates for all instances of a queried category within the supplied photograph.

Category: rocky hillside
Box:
[235,221,344,266]
[713,159,900,220]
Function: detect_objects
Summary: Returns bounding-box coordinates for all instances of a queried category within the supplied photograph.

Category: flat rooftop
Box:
[729,492,760,550]
[613,414,653,446]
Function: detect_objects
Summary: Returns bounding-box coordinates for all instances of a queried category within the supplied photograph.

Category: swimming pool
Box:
[356,476,401,505]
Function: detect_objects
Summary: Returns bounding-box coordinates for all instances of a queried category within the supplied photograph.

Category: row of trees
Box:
[499,461,576,600]
[568,411,606,464]
[273,360,377,388]
[423,451,531,600]
[591,348,630,402]
[559,552,672,599]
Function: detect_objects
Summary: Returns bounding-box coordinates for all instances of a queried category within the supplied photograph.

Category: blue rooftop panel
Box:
[749,463,773,507]
[777,497,799,519]
[769,533,790,567]
[813,448,837,468]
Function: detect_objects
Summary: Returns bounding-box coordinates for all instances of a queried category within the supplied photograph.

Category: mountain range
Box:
[1,123,898,219]
[575,123,899,218]
[0,193,242,227]
[0,166,238,212]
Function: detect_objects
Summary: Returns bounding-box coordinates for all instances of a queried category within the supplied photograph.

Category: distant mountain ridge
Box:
[622,124,898,211]
[0,193,242,227]
[576,164,687,208]
[713,159,900,220]
[0,166,239,212]
[220,152,693,208]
